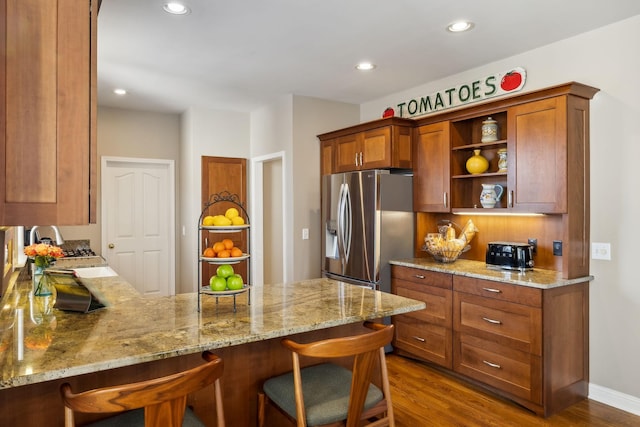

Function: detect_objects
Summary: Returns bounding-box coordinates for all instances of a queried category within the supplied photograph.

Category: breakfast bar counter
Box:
[0,270,425,426]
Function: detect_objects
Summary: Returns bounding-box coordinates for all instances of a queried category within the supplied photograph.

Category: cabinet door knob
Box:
[108,243,115,249]
[443,192,448,208]
[414,274,425,279]
[354,153,359,167]
[482,287,502,293]
[412,336,426,342]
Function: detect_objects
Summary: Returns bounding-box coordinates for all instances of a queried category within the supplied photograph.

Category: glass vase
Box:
[33,268,56,317]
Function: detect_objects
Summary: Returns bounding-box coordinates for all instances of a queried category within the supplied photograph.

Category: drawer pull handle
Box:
[483,360,502,369]
[414,274,425,279]
[412,336,426,342]
[482,287,502,293]
[482,317,502,325]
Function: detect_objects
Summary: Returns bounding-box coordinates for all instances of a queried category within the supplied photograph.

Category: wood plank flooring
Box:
[386,354,640,426]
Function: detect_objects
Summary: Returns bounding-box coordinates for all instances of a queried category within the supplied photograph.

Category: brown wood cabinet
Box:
[320,139,335,175]
[413,121,451,212]
[413,83,598,215]
[318,117,413,173]
[392,263,589,417]
[391,265,453,368]
[0,0,97,225]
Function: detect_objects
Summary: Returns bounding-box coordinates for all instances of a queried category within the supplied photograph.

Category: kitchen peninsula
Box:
[0,269,425,426]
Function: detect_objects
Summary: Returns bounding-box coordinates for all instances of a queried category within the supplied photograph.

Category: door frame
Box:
[101,156,176,294]
[250,151,287,286]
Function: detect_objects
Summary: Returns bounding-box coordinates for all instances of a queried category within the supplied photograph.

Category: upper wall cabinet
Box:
[413,122,451,212]
[414,82,599,215]
[318,117,414,174]
[0,0,97,225]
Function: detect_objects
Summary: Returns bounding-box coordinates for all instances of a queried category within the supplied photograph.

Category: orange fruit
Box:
[203,247,215,258]
[212,241,225,254]
[217,250,231,258]
[230,247,243,257]
[222,238,234,250]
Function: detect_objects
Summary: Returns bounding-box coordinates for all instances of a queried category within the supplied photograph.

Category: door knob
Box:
[108,243,115,249]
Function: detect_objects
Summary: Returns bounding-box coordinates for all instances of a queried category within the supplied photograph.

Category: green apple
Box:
[216,264,234,278]
[226,274,244,290]
[209,275,227,292]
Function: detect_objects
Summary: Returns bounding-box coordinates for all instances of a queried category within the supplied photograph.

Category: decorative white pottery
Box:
[481,117,499,142]
[480,183,504,208]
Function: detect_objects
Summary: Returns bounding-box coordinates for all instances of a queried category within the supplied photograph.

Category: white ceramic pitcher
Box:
[480,183,504,208]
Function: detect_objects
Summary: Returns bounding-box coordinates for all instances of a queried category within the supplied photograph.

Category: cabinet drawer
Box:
[454,292,542,355]
[453,275,541,307]
[392,265,452,290]
[454,333,542,404]
[394,318,452,368]
[393,280,451,327]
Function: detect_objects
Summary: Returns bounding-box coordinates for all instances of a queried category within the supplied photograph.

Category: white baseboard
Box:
[589,383,640,416]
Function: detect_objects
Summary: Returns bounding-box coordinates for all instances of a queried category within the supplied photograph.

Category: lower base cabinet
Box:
[391,265,588,417]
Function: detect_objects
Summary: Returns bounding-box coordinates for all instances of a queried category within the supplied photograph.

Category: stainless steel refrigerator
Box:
[322,169,414,292]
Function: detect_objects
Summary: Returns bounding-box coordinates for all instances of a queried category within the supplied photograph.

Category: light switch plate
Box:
[592,242,611,260]
[302,228,309,240]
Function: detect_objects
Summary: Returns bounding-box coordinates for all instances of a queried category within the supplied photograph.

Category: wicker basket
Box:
[422,242,469,263]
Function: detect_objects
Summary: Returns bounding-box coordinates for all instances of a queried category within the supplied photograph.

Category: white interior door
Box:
[102,157,175,296]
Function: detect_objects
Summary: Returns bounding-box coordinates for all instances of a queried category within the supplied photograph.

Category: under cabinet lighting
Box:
[453,211,544,217]
[163,2,190,15]
[447,20,474,32]
[113,88,127,96]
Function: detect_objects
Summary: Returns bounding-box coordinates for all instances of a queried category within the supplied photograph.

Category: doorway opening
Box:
[251,151,286,286]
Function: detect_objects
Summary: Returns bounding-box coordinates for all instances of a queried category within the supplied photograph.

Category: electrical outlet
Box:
[592,242,611,260]
[553,240,562,256]
[528,238,537,255]
[302,228,309,240]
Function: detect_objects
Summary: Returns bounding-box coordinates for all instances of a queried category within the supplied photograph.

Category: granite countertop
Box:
[390,258,593,289]
[0,270,425,389]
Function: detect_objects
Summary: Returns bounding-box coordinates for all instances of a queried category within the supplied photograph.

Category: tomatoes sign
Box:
[396,67,527,119]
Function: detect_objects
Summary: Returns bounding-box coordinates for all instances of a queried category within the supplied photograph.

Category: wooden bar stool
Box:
[60,351,225,427]
[258,321,395,427]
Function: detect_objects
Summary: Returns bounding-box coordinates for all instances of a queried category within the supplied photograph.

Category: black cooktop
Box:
[62,248,97,258]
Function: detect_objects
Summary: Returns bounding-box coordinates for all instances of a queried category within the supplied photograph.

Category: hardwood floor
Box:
[386,354,640,426]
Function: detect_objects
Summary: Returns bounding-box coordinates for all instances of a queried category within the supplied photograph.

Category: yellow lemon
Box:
[212,215,232,226]
[202,215,215,226]
[225,207,239,219]
[231,216,245,225]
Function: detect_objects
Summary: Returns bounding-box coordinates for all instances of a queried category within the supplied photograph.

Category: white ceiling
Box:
[97,0,640,114]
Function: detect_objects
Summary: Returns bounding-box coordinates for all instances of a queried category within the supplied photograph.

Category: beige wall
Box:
[291,96,360,281]
[59,106,181,279]
[361,15,640,411]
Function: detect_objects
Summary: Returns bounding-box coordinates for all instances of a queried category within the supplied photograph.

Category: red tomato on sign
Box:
[500,71,522,91]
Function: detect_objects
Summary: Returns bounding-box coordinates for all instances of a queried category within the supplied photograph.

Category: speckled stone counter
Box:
[0,269,425,390]
[390,257,593,289]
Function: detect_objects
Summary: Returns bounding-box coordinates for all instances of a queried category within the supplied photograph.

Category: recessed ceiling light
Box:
[447,20,474,32]
[356,62,376,71]
[113,88,127,96]
[163,2,190,15]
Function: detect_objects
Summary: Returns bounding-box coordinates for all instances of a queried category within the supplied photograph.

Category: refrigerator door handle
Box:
[337,182,352,268]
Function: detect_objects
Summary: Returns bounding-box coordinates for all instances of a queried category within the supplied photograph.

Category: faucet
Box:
[29,226,65,245]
